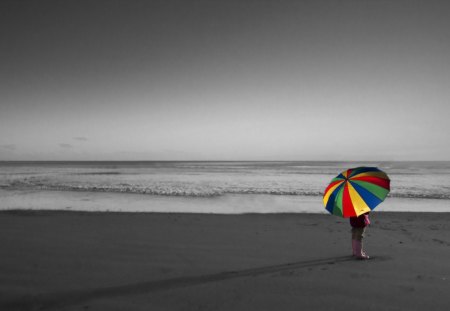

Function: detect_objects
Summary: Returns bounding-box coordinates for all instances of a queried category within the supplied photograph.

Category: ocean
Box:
[1,161,449,213]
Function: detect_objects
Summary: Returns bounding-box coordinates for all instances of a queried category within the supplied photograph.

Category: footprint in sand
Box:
[432,238,450,246]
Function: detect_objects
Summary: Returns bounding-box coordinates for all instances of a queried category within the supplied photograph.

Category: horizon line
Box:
[1,160,449,163]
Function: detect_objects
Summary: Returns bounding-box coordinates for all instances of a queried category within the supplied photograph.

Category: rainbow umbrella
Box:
[323,167,390,217]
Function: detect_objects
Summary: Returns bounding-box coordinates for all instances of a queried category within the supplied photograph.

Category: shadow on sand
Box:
[3,255,385,311]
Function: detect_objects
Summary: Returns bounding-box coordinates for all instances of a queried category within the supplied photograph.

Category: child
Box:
[350,212,370,259]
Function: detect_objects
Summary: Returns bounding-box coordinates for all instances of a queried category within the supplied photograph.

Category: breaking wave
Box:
[2,181,450,200]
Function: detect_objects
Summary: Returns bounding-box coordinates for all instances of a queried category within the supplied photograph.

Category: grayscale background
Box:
[1,0,449,161]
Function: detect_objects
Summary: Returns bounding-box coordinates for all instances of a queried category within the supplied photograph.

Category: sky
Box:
[1,0,449,161]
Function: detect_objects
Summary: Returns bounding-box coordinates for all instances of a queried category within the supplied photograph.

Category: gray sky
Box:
[1,0,449,161]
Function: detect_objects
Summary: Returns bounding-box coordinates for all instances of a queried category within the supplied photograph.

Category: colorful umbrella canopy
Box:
[323,167,390,217]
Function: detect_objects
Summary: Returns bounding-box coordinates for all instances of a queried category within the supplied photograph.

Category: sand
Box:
[0,211,449,311]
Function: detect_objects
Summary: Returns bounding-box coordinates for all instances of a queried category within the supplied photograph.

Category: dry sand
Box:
[0,211,449,311]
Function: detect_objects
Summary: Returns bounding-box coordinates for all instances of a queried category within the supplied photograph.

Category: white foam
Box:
[1,189,448,214]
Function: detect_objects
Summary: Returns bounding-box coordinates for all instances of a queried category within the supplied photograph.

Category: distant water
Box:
[1,161,449,213]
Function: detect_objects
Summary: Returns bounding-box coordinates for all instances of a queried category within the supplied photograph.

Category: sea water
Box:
[0,161,449,213]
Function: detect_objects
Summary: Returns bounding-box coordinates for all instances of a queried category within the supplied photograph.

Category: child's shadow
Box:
[2,255,390,311]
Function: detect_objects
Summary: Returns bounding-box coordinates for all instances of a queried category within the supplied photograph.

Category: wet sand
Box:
[0,211,449,310]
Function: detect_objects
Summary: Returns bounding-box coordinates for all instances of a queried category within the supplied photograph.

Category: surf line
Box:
[4,255,355,311]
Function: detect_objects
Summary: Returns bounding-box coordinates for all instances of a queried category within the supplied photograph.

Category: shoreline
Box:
[2,189,449,213]
[1,209,449,216]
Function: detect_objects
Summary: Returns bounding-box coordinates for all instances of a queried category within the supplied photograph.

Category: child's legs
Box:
[351,227,366,241]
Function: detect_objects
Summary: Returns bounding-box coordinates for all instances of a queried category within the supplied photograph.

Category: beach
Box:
[3,0,450,308]
[1,211,449,311]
